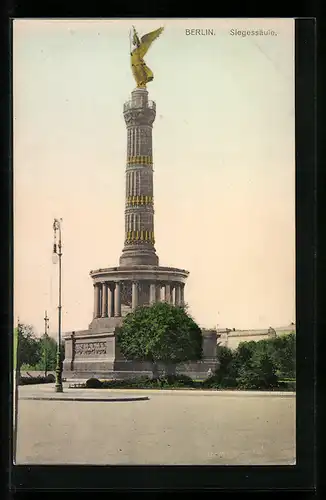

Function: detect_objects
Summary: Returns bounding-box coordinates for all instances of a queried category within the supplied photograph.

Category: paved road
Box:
[16,384,296,465]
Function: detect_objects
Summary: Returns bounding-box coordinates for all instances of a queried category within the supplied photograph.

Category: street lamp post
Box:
[53,218,63,393]
[43,310,49,377]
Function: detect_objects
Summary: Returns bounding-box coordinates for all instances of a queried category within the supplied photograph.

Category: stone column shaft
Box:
[94,283,101,318]
[114,282,121,317]
[171,285,176,306]
[180,284,185,307]
[101,283,108,317]
[149,283,156,305]
[120,88,159,267]
[108,284,115,318]
[175,284,182,306]
[165,283,171,303]
[132,281,139,310]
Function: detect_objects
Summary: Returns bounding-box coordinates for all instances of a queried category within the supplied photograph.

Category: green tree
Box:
[215,346,238,387]
[237,349,279,389]
[116,302,203,377]
[266,333,296,379]
[34,334,58,374]
[233,341,257,375]
[61,340,65,361]
[17,323,41,373]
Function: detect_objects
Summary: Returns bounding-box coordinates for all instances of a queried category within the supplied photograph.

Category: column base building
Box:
[63,88,218,380]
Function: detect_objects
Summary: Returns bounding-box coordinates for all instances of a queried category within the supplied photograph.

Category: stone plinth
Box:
[63,328,219,380]
[202,329,218,359]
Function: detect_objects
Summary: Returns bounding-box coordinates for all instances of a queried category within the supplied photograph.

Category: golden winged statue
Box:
[130,26,164,88]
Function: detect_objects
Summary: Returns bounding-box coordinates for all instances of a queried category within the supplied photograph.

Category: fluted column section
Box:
[120,88,159,266]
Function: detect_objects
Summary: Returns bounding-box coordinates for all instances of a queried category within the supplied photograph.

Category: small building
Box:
[216,323,295,351]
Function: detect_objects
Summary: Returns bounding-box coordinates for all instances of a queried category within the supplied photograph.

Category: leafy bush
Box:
[201,375,220,389]
[16,322,64,373]
[19,375,54,385]
[101,376,154,389]
[265,333,296,379]
[81,375,196,390]
[208,346,239,388]
[85,378,103,388]
[218,346,239,376]
[116,302,203,378]
[157,374,195,388]
[278,380,296,391]
[17,324,41,372]
[237,350,279,390]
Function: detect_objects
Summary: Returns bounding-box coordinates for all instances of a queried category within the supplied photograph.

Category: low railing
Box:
[123,100,156,113]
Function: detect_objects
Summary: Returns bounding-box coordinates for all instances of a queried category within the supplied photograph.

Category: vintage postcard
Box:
[13,18,295,466]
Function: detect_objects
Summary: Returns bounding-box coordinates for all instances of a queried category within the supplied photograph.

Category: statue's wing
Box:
[138,27,164,58]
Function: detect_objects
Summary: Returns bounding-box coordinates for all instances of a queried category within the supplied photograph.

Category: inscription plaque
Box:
[75,341,107,356]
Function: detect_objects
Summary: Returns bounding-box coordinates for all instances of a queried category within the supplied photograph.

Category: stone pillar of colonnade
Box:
[114,281,122,317]
[93,283,101,319]
[149,283,156,305]
[101,282,108,318]
[108,283,115,318]
[172,285,177,306]
[156,284,161,302]
[180,283,185,306]
[132,281,139,310]
[175,283,182,307]
[164,283,171,304]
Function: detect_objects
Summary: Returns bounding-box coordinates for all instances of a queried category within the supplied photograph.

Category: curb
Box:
[102,389,296,396]
[65,387,296,397]
[20,395,150,402]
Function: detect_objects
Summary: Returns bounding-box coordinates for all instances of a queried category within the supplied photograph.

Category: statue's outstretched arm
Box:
[138,27,164,58]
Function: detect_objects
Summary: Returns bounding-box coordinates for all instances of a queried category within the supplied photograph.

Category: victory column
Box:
[63,27,218,378]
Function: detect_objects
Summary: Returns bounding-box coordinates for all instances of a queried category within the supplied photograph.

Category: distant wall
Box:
[217,326,295,351]
[220,333,273,350]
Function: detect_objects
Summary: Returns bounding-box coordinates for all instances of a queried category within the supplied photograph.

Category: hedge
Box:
[19,374,56,385]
